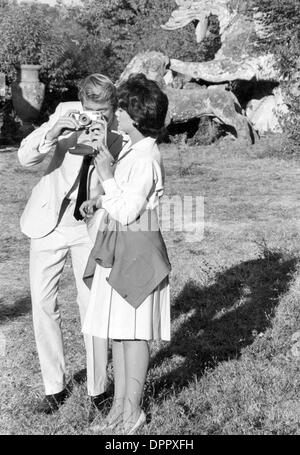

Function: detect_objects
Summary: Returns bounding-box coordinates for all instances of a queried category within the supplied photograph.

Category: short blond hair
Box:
[78,74,117,109]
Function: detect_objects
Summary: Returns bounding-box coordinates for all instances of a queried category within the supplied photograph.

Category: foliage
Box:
[0,1,118,114]
[244,0,300,152]
[0,3,64,80]
[73,0,221,81]
[246,0,300,78]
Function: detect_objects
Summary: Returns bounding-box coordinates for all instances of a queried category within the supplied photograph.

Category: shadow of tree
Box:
[0,295,31,324]
[146,251,297,404]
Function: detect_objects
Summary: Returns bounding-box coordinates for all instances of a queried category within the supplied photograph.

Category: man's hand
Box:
[79,197,102,218]
[45,110,81,141]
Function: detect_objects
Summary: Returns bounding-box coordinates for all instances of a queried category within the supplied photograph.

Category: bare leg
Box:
[104,340,125,425]
[123,339,149,431]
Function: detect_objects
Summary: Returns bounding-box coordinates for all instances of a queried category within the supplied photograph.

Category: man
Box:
[18,74,126,415]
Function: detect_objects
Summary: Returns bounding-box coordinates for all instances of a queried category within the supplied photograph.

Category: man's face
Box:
[82,99,115,129]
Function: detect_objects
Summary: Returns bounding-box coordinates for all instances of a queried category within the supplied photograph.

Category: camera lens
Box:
[78,113,92,127]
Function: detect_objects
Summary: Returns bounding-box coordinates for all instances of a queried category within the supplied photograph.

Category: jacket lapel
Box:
[107,131,126,160]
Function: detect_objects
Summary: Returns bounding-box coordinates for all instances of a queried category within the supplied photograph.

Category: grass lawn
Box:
[1,135,300,435]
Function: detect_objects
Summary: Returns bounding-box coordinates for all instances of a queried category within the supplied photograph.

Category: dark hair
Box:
[117,73,169,139]
[78,73,118,110]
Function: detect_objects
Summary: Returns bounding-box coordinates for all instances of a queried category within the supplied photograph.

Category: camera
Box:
[68,111,108,156]
[72,111,105,129]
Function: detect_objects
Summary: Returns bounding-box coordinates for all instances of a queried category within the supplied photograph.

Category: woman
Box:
[80,73,171,435]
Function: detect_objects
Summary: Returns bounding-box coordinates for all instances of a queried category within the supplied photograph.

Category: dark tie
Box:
[73,155,93,220]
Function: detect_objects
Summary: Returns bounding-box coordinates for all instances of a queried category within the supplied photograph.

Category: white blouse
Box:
[101,136,165,226]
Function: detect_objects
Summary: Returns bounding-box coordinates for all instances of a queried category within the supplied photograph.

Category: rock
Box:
[169,54,277,83]
[290,80,300,98]
[291,331,300,343]
[119,51,253,143]
[246,88,289,133]
[291,342,300,358]
[166,85,252,143]
[289,58,300,98]
[162,1,279,83]
[117,51,169,89]
[161,0,235,43]
[163,69,174,86]
[168,72,193,89]
[289,331,300,358]
[160,0,288,134]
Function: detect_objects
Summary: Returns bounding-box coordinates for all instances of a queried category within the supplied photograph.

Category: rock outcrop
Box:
[245,87,288,134]
[118,51,169,89]
[161,0,234,44]
[166,84,252,142]
[159,0,288,134]
[117,51,252,144]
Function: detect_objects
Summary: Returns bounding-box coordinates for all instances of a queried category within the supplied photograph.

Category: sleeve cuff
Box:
[102,178,119,195]
[38,134,58,154]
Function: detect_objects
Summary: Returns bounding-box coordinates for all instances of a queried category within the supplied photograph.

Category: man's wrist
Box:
[45,129,58,142]
[38,133,58,154]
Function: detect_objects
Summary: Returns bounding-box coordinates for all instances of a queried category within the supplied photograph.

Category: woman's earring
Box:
[133,122,139,129]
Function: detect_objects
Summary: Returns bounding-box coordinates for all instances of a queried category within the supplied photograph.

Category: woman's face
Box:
[116,107,134,133]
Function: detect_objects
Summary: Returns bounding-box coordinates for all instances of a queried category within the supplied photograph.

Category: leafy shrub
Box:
[0,3,64,82]
[245,0,300,79]
[244,0,300,152]
[0,1,118,121]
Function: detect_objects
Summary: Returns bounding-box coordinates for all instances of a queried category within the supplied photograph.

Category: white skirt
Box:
[82,263,170,341]
[82,208,171,340]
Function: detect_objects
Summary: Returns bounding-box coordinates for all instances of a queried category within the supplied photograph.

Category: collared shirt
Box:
[101,136,165,226]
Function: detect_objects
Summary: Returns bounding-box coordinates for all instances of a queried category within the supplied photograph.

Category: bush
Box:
[0,3,64,82]
[246,0,300,78]
[0,1,119,121]
[245,0,300,152]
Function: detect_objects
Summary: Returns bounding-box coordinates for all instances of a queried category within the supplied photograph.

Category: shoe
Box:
[71,368,87,385]
[90,414,123,433]
[125,410,146,435]
[35,388,70,414]
[88,392,109,423]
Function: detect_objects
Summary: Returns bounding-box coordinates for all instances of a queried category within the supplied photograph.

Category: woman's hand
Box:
[93,147,114,182]
[89,118,107,151]
[79,197,102,218]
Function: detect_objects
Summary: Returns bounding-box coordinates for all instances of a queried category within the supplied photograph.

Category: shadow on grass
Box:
[147,250,298,404]
[0,295,31,324]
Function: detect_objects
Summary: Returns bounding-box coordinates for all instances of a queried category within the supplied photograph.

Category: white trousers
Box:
[29,214,107,396]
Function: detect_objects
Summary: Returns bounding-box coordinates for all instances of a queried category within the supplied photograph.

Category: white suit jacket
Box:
[18,101,126,239]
